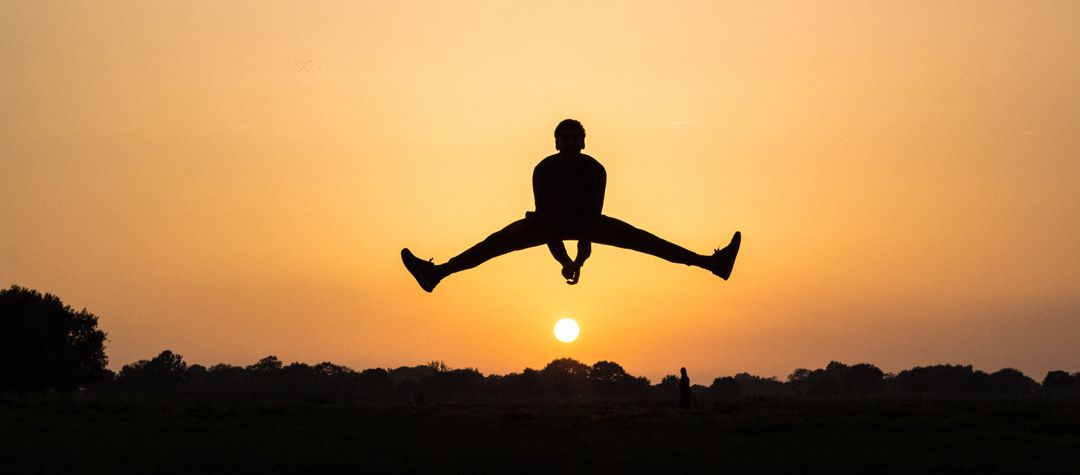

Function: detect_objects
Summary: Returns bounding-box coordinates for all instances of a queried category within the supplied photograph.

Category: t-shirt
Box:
[531,153,607,232]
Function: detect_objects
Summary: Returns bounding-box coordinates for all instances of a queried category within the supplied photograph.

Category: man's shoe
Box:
[709,231,741,280]
[401,248,441,292]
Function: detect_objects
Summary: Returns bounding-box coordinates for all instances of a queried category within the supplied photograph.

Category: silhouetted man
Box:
[679,367,693,409]
[402,119,740,292]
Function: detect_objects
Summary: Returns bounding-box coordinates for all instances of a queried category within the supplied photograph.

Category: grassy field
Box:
[3,396,1079,474]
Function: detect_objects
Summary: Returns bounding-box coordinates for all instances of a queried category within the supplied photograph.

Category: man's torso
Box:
[532,153,606,231]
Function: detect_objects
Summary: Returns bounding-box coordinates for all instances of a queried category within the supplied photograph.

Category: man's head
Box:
[554,119,585,154]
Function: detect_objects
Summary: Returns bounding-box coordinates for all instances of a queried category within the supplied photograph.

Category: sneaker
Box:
[709,231,741,280]
[401,248,441,292]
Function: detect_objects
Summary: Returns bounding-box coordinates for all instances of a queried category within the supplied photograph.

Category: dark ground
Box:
[3,396,1079,474]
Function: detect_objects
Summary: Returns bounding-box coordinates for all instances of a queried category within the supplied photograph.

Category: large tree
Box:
[0,285,108,394]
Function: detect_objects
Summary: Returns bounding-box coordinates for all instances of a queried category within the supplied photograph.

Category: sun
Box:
[554,318,580,343]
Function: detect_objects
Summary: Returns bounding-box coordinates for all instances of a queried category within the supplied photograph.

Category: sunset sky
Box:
[3,1,1079,382]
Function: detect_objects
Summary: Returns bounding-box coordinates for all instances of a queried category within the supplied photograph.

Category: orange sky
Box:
[3,1,1079,382]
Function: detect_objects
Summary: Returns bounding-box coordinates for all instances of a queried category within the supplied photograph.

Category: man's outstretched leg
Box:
[590,215,741,280]
[402,216,548,292]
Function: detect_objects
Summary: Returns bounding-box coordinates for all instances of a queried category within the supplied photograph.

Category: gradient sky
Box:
[3,1,1079,382]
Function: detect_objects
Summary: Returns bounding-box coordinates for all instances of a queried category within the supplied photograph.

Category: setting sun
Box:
[554,318,580,343]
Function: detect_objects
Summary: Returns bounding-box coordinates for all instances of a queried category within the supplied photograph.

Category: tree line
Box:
[81,350,1080,401]
[3,284,1080,400]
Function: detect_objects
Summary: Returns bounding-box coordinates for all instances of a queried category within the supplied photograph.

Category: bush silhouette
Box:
[487,368,542,396]
[889,364,1044,396]
[843,363,886,394]
[1042,370,1078,393]
[788,364,843,396]
[422,368,484,396]
[988,368,1038,396]
[590,360,628,386]
[710,376,740,397]
[589,360,649,396]
[355,368,395,397]
[117,350,188,393]
[389,361,443,384]
[541,358,591,396]
[0,285,108,395]
[733,373,787,396]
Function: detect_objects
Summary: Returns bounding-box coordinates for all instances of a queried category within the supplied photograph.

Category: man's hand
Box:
[562,240,592,285]
[561,262,581,285]
[574,240,592,268]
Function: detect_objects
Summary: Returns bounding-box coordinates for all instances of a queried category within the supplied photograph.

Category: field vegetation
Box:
[5,285,1080,473]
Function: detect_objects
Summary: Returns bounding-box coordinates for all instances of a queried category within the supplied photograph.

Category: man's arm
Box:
[573,163,606,270]
[573,240,591,267]
[586,164,607,218]
[534,160,576,274]
[547,241,573,267]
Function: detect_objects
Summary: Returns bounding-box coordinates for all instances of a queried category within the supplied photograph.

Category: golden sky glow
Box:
[3,1,1079,381]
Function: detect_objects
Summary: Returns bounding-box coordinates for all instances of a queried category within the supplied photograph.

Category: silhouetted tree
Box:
[824,361,850,381]
[241,355,284,396]
[117,350,188,393]
[422,368,484,396]
[426,360,450,372]
[987,368,1038,396]
[276,362,316,398]
[488,368,542,396]
[313,361,351,377]
[652,371,678,397]
[893,366,932,394]
[0,285,109,395]
[186,364,209,394]
[588,360,647,396]
[894,365,993,395]
[389,363,441,385]
[808,374,841,396]
[624,375,651,396]
[788,368,812,383]
[248,355,284,373]
[843,363,886,394]
[733,373,787,396]
[1042,370,1078,393]
[204,363,245,396]
[356,368,395,397]
[313,362,365,399]
[590,361,628,386]
[788,365,842,396]
[710,376,740,397]
[541,358,590,396]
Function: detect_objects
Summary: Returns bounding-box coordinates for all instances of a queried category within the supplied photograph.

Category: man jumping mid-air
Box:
[401,119,741,292]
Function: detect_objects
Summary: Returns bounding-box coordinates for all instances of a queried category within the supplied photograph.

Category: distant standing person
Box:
[679,367,693,410]
[401,119,741,292]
